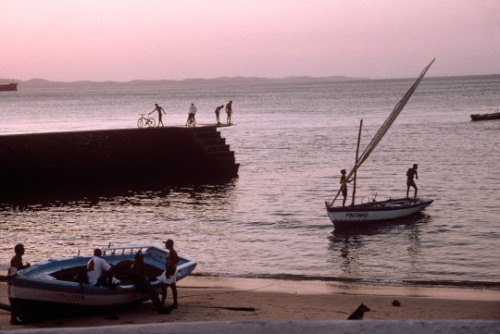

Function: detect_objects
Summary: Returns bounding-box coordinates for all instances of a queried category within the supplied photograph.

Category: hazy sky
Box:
[2,0,499,81]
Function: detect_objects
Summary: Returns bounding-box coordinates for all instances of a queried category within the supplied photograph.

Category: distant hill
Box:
[4,76,369,89]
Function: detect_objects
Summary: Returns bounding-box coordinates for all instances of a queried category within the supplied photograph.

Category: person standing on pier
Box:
[406,163,419,200]
[214,105,224,124]
[225,100,233,125]
[149,103,166,127]
[186,103,197,126]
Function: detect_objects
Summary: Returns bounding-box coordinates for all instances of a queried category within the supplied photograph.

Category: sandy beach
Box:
[1,276,499,331]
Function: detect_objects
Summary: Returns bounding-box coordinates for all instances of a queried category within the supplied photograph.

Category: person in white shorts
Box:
[158,239,180,308]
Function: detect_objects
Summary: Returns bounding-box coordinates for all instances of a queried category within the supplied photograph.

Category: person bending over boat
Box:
[406,164,419,200]
[130,252,164,312]
[9,244,30,325]
[340,169,353,207]
[158,239,179,308]
[87,248,114,287]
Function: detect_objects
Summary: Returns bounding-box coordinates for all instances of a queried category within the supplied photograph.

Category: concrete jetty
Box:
[0,125,239,199]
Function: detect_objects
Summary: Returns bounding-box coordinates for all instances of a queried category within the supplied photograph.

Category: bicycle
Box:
[137,114,156,128]
[186,114,196,127]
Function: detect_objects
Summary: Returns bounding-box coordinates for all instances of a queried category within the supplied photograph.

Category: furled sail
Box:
[329,59,435,207]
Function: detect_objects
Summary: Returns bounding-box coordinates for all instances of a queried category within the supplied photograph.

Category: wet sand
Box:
[1,276,499,330]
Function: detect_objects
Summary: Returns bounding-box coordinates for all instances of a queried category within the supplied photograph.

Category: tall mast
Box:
[351,119,363,206]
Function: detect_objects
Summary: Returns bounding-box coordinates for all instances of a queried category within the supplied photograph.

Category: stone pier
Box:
[0,125,239,199]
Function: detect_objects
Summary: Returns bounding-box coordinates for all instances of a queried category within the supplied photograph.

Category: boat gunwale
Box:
[326,198,434,213]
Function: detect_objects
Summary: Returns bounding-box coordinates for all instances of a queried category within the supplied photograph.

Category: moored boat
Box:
[0,82,18,91]
[8,245,197,322]
[326,59,435,228]
[470,111,500,121]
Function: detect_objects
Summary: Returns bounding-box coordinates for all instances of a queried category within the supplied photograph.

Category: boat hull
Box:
[325,198,433,228]
[470,112,500,121]
[8,245,197,322]
[0,83,18,91]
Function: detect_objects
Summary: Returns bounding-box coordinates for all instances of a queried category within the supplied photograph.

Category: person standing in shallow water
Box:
[406,164,419,200]
[149,103,166,127]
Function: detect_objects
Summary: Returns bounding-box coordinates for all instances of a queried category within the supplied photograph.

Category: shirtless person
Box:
[214,105,224,124]
[406,164,419,200]
[159,239,180,308]
[340,169,353,207]
[149,103,166,127]
[9,244,30,324]
[225,101,233,125]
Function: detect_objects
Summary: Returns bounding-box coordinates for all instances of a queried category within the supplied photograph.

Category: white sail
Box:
[329,59,435,207]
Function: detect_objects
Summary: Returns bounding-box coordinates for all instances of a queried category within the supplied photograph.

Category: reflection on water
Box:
[0,180,238,266]
[328,214,431,280]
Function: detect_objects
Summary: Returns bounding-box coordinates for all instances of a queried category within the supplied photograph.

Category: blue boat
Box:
[8,245,197,321]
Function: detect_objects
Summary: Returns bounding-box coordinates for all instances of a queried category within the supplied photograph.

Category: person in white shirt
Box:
[186,103,197,126]
[87,249,113,286]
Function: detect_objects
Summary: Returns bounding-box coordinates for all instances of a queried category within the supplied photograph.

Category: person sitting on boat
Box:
[340,169,353,207]
[87,248,114,287]
[158,239,180,308]
[406,164,419,200]
[130,252,165,312]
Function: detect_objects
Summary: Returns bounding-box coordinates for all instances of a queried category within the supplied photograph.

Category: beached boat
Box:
[325,59,435,228]
[8,245,197,321]
[0,83,18,91]
[470,111,500,121]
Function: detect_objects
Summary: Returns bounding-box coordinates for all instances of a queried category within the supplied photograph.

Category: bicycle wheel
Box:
[137,118,144,128]
[148,118,156,127]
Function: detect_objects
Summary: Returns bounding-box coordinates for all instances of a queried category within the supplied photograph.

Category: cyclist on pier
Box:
[186,103,197,127]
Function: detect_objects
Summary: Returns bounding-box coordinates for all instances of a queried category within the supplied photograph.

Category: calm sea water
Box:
[0,74,499,287]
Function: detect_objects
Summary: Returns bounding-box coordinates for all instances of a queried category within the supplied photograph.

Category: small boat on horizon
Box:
[325,59,435,228]
[470,110,500,121]
[7,245,197,322]
[0,82,18,91]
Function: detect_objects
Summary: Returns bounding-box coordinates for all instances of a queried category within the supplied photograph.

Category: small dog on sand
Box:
[347,303,371,320]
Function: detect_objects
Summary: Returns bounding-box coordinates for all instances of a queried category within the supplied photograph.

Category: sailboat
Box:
[325,60,435,228]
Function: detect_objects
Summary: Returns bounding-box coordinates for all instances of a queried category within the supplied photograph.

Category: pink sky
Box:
[2,0,499,81]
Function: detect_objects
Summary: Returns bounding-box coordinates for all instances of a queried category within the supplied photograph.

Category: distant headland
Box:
[0,76,368,89]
